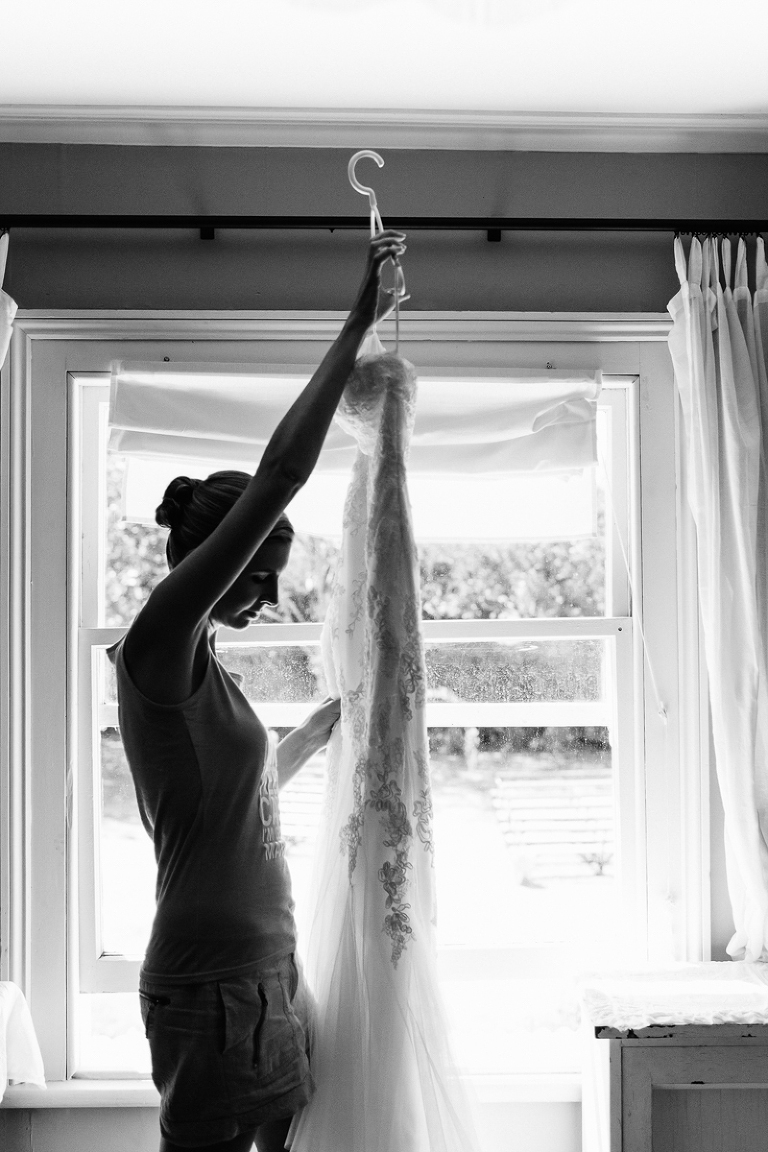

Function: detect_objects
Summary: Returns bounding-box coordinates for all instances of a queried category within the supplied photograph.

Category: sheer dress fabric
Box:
[289,336,478,1152]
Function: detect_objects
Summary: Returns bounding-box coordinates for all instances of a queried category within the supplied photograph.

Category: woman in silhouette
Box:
[109,229,406,1152]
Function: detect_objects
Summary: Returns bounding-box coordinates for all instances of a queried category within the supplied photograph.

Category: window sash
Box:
[79,617,632,990]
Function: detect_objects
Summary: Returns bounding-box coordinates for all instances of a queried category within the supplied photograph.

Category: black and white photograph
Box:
[1,2,767,1149]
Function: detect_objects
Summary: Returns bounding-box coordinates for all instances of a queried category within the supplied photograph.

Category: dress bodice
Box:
[335,351,417,457]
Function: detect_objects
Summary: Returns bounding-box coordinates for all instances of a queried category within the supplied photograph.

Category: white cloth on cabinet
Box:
[289,332,479,1152]
[0,982,46,1101]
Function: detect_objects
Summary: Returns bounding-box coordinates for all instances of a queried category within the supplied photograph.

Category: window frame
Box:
[0,310,704,1084]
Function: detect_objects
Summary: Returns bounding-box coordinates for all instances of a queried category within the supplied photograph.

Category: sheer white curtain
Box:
[0,233,17,370]
[668,234,768,961]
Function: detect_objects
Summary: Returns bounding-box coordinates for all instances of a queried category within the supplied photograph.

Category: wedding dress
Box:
[289,335,478,1152]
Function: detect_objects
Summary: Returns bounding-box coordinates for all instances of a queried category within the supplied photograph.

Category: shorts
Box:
[139,953,315,1148]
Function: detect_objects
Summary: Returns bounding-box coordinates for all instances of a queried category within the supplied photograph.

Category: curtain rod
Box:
[0,215,766,238]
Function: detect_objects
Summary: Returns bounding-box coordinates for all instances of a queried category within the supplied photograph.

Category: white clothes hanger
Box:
[347,150,407,351]
[347,150,385,236]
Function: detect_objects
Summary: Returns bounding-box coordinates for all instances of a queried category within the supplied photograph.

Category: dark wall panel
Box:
[4,226,679,312]
[1,144,765,311]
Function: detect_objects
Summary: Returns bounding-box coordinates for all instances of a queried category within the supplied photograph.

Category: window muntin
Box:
[75,376,635,1075]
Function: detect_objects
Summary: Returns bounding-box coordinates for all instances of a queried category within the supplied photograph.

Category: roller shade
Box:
[109,361,601,541]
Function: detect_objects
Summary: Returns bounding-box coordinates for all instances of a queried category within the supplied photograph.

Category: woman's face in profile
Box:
[210,537,292,629]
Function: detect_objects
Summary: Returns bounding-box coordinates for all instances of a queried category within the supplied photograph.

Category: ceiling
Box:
[2,0,767,118]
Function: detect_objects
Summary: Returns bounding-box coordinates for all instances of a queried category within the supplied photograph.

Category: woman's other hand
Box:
[301,695,341,754]
[276,696,341,789]
[349,230,407,332]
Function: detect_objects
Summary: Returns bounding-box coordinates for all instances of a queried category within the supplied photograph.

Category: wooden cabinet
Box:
[593,1023,768,1151]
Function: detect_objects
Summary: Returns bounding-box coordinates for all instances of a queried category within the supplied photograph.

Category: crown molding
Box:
[0,106,767,152]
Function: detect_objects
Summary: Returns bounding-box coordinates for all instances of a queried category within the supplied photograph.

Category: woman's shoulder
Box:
[117,611,211,707]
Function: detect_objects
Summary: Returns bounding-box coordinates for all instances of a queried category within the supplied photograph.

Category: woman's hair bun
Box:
[155,476,199,531]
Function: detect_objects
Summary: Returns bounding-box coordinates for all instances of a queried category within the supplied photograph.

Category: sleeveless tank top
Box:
[109,634,296,983]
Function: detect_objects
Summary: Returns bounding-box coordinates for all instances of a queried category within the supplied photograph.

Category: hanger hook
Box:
[348,150,384,211]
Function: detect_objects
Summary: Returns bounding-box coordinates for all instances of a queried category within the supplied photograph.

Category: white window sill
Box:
[1,1073,581,1108]
[1,1080,159,1109]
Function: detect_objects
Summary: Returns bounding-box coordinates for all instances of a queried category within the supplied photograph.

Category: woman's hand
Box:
[276,696,341,789]
[348,229,407,332]
[300,695,341,754]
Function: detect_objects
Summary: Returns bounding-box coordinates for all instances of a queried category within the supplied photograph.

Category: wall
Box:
[0,1108,160,1152]
[0,1101,581,1152]
[1,145,766,311]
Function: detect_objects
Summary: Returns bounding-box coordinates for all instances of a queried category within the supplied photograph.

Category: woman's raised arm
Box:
[135,229,406,636]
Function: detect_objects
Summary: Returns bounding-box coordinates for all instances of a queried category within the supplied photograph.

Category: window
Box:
[1,315,700,1087]
[75,367,637,1076]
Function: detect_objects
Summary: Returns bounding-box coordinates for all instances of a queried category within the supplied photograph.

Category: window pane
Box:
[98,712,616,958]
[430,727,614,945]
[419,532,605,621]
[216,646,330,704]
[92,718,614,1073]
[77,992,150,1075]
[291,727,617,1074]
[274,528,607,624]
[84,727,328,1074]
[104,455,607,626]
[432,726,615,1074]
[425,639,603,704]
[95,724,330,962]
[99,726,156,959]
[418,428,607,623]
[105,455,168,628]
[282,726,617,1075]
